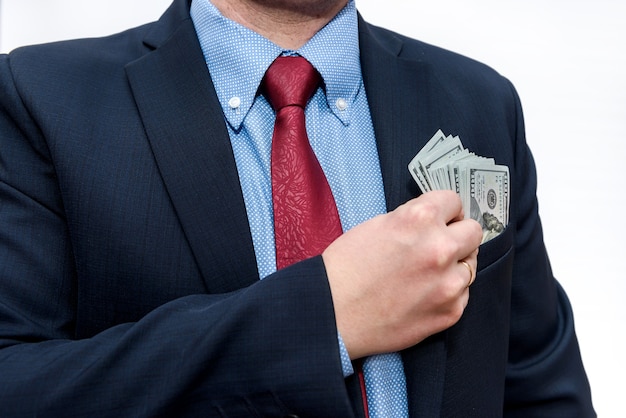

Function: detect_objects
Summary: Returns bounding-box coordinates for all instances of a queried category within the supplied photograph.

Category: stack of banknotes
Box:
[408,130,510,243]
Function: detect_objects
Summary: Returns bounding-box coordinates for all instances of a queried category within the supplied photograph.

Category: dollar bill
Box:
[462,163,509,243]
[409,130,463,193]
[408,130,509,243]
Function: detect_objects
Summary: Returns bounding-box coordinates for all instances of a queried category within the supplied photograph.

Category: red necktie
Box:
[262,56,343,270]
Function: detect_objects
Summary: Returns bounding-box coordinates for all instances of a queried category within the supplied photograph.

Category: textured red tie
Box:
[263,56,343,270]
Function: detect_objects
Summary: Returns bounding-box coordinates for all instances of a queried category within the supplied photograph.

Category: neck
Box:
[210,0,349,50]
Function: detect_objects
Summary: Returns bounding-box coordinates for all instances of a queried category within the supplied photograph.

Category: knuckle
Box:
[438,304,464,331]
[411,200,439,224]
[470,220,483,242]
[438,276,460,301]
[430,239,459,269]
[449,302,465,324]
[444,297,466,324]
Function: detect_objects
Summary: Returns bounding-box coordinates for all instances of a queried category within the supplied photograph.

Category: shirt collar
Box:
[191,0,361,130]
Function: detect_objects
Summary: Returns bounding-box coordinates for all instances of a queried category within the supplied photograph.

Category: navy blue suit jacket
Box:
[0,0,594,416]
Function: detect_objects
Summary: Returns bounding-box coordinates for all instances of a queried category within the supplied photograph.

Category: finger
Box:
[459,247,479,287]
[459,260,475,287]
[447,218,483,256]
[408,190,464,225]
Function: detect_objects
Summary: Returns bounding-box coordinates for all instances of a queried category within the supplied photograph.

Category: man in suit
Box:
[0,0,594,416]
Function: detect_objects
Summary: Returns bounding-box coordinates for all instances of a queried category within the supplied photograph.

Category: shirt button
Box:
[228,96,241,109]
[335,98,348,111]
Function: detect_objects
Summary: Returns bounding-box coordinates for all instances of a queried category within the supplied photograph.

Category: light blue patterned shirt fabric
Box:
[191,1,408,416]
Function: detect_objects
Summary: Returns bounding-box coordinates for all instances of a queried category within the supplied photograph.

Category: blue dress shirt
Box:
[190,1,408,415]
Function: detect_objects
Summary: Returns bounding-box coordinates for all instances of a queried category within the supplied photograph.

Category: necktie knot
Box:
[262,56,321,111]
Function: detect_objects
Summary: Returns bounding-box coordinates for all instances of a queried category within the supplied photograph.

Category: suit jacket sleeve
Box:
[0,51,355,417]
[503,82,595,416]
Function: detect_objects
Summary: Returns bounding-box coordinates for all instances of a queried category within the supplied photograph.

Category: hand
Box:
[322,190,482,360]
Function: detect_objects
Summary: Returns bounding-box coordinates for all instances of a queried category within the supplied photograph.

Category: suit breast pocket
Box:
[443,223,516,410]
[476,222,514,280]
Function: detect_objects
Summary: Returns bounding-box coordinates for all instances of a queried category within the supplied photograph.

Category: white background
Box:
[1,0,624,416]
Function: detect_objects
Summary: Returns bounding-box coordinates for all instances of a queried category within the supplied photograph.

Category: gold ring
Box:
[460,260,474,287]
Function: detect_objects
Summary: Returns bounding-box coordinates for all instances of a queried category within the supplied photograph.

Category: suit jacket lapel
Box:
[359,17,438,211]
[125,3,259,294]
[358,16,447,417]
